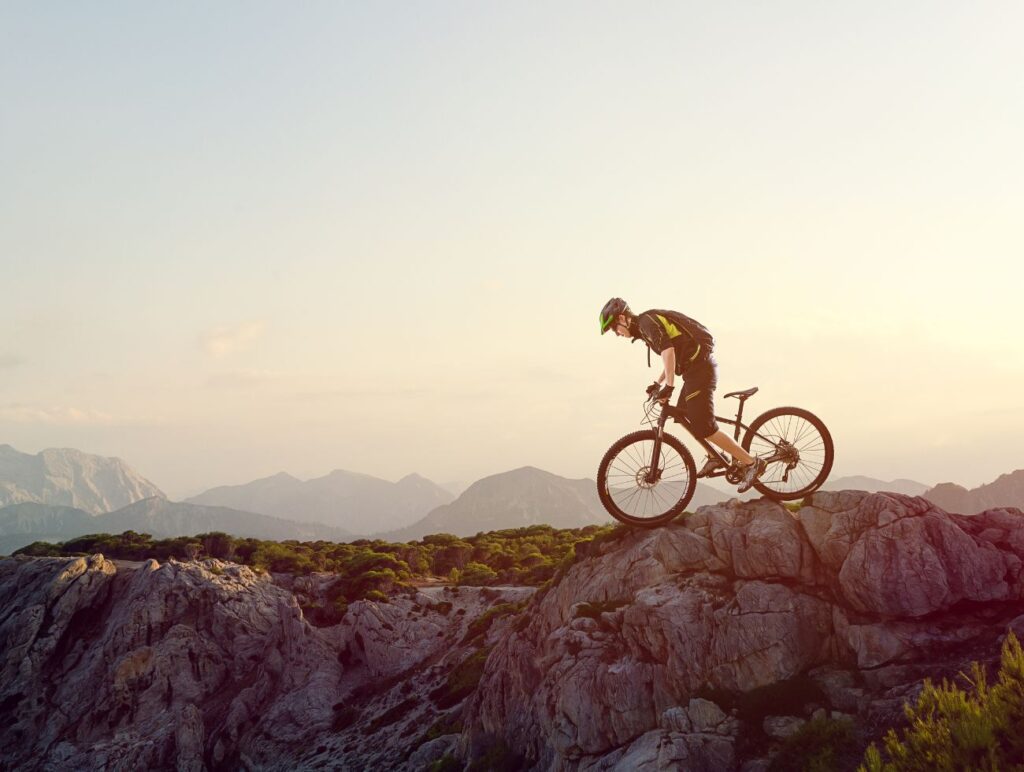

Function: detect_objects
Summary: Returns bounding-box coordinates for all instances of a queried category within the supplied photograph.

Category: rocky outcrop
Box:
[0,444,164,514]
[463,491,1024,770]
[0,553,529,771]
[1,490,1022,771]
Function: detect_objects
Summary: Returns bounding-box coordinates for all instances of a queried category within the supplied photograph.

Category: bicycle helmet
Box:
[600,297,630,334]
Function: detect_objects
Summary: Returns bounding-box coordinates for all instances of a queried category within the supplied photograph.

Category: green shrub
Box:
[860,631,1024,772]
[431,647,491,709]
[462,602,527,644]
[459,562,498,586]
[11,522,629,593]
[769,716,856,772]
[429,755,462,772]
[363,590,388,603]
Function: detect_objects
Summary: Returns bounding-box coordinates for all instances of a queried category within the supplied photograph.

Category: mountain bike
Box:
[596,387,834,527]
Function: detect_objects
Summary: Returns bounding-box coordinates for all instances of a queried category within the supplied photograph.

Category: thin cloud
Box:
[206,369,282,388]
[200,321,266,358]
[0,355,26,369]
[0,404,115,425]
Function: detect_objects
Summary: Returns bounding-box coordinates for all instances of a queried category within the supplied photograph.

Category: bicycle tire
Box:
[597,430,697,528]
[741,406,834,501]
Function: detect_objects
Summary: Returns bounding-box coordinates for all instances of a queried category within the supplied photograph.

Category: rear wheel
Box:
[596,430,697,527]
[741,407,833,501]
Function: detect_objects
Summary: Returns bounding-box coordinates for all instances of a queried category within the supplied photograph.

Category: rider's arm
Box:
[661,348,676,387]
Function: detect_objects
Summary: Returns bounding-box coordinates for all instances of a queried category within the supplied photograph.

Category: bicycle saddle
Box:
[724,387,759,400]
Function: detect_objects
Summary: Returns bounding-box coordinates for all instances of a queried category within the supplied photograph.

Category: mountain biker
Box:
[599,297,766,493]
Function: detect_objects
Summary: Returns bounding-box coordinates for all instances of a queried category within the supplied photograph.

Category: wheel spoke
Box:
[599,434,695,523]
[740,409,833,498]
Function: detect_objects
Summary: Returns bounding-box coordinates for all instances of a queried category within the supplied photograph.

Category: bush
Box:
[860,631,1024,772]
[431,647,491,709]
[769,716,856,772]
[420,714,464,745]
[429,756,462,772]
[462,602,526,645]
[459,562,498,586]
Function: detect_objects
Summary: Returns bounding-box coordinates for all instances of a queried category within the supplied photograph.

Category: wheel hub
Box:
[777,440,800,465]
[636,466,661,488]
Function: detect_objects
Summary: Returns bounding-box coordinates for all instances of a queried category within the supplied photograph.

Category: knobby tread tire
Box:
[740,406,834,501]
[596,429,697,528]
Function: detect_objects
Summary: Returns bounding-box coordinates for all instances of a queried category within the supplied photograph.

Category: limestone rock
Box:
[3,489,1024,772]
[763,715,805,739]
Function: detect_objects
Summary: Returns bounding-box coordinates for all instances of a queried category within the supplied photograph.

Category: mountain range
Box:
[821,475,930,496]
[186,469,454,534]
[924,469,1024,514]
[376,468,779,541]
[5,442,1024,552]
[0,498,349,555]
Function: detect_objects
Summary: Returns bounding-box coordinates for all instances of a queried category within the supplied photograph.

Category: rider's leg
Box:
[704,430,754,466]
[681,354,756,469]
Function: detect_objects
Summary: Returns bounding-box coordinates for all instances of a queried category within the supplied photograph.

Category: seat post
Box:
[734,399,745,442]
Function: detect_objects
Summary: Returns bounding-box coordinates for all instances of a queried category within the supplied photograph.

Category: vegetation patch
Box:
[768,716,857,772]
[461,601,528,645]
[418,714,464,746]
[430,647,492,710]
[860,632,1024,771]
[429,755,462,772]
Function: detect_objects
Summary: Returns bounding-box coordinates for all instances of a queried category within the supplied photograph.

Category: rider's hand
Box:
[645,382,661,400]
[656,385,674,404]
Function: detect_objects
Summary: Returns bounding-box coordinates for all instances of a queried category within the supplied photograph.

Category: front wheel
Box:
[597,430,697,527]
[741,406,834,501]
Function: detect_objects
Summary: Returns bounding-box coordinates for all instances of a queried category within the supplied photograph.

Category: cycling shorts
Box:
[675,352,719,439]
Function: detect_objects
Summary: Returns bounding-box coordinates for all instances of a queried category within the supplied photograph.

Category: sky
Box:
[1,2,1022,499]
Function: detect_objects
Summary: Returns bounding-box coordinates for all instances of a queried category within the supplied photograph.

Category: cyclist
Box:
[599,297,766,493]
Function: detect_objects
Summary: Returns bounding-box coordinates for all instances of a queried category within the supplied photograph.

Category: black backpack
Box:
[636,309,714,368]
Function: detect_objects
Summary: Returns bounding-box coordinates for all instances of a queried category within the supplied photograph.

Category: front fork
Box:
[646,412,668,484]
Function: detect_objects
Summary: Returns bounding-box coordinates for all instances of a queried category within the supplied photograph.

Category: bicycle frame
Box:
[644,399,787,483]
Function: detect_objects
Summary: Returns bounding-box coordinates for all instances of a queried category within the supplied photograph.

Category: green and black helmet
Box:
[600,297,630,334]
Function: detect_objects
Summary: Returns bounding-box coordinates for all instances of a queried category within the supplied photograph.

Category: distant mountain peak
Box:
[187,467,454,535]
[0,444,164,515]
[925,469,1024,514]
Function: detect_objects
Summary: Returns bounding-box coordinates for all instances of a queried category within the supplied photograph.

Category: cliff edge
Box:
[1,490,1022,771]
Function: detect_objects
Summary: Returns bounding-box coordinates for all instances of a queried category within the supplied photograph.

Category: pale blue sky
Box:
[2,3,1022,497]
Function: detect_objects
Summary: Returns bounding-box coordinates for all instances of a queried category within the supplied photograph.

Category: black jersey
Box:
[635,309,714,375]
